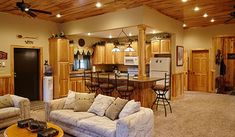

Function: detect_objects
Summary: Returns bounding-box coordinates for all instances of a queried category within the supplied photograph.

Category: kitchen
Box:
[48,26,172,107]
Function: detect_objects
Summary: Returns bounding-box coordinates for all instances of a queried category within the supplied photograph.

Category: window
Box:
[73,55,91,70]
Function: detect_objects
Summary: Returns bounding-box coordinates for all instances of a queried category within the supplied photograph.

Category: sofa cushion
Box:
[74,93,95,112]
[64,90,76,109]
[119,100,141,118]
[88,94,115,116]
[105,97,128,120]
[78,116,117,137]
[0,94,14,109]
[0,107,20,120]
[50,110,95,127]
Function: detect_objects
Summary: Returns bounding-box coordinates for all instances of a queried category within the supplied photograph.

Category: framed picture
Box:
[176,46,184,66]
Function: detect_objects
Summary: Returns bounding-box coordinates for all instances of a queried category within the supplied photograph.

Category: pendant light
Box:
[112,28,135,52]
[112,45,121,52]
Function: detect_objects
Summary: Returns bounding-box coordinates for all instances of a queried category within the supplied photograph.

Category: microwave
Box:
[124,57,138,65]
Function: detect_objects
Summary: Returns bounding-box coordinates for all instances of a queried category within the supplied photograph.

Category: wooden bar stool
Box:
[84,71,99,94]
[99,73,115,96]
[115,73,134,100]
[151,73,172,117]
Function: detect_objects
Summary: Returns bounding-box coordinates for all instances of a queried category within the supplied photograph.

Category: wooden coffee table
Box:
[4,122,64,137]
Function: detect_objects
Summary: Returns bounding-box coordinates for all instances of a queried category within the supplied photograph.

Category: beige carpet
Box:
[1,91,235,137]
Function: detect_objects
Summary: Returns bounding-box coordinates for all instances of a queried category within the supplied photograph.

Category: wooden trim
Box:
[10,45,43,100]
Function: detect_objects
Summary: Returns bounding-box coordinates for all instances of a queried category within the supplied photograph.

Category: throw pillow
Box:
[74,93,95,112]
[105,97,128,120]
[63,90,76,109]
[88,94,115,116]
[0,94,14,109]
[119,100,141,118]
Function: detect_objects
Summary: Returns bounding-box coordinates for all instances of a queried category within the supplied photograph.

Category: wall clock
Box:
[78,38,85,47]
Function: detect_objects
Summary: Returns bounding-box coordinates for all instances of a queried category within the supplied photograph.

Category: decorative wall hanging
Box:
[78,39,85,47]
[176,46,184,66]
[17,34,38,39]
[0,51,7,60]
[227,53,235,59]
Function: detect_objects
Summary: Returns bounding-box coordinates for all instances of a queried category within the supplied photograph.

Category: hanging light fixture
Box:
[112,28,134,52]
[112,45,121,52]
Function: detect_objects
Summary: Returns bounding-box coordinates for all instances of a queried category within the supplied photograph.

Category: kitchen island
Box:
[70,72,164,108]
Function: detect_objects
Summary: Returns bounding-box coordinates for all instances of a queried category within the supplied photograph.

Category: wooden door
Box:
[14,48,39,100]
[183,50,188,90]
[189,50,209,91]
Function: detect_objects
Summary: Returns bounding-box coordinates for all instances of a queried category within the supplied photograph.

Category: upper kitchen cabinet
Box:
[105,43,115,64]
[114,45,125,64]
[69,46,74,64]
[92,45,105,65]
[151,39,171,54]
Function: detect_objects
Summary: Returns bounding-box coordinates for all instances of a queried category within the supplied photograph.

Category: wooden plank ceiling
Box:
[0,0,234,28]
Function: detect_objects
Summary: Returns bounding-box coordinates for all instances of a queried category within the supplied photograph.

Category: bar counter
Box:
[70,72,163,108]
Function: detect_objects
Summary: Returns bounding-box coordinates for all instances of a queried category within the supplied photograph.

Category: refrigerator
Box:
[150,57,171,99]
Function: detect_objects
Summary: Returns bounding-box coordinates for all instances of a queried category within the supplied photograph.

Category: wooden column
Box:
[137,25,146,77]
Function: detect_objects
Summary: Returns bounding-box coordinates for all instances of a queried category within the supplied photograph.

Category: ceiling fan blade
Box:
[224,17,234,23]
[26,11,37,17]
[29,8,52,15]
[0,8,18,12]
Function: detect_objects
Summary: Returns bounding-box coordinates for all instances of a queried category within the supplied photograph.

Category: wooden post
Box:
[137,25,146,77]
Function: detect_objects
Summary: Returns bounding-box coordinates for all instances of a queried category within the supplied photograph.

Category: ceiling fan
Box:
[4,0,52,17]
[224,5,235,23]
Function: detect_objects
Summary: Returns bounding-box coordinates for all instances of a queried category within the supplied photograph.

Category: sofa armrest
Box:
[45,98,66,121]
[10,95,30,119]
[116,107,154,137]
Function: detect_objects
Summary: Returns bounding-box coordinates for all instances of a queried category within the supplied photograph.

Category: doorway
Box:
[189,50,209,92]
[12,47,42,101]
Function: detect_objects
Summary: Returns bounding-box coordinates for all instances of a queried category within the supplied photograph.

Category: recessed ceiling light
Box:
[56,13,61,18]
[194,6,200,11]
[24,8,29,11]
[203,13,208,18]
[88,33,91,36]
[210,18,215,22]
[181,0,188,2]
[128,33,132,36]
[109,35,112,39]
[183,24,187,27]
[96,2,102,8]
[152,30,156,34]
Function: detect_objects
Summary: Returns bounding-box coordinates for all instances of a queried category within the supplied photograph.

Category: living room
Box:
[0,0,235,137]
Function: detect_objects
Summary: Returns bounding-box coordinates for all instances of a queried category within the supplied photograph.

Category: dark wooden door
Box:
[14,48,39,101]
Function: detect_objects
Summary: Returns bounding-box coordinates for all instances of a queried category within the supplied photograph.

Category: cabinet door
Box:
[146,44,152,64]
[115,46,125,64]
[161,39,171,53]
[58,62,69,79]
[69,46,74,64]
[151,40,160,54]
[93,45,105,65]
[70,80,77,91]
[59,79,68,97]
[58,39,69,62]
[105,43,115,64]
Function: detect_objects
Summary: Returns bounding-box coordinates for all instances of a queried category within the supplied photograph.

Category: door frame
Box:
[11,45,43,100]
[189,49,212,92]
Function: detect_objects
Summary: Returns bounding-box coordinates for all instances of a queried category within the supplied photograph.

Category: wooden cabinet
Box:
[49,38,70,98]
[69,77,85,92]
[105,43,115,64]
[69,46,74,64]
[114,46,125,64]
[151,39,171,54]
[92,45,105,65]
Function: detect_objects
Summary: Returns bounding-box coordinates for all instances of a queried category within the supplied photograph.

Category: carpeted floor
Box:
[1,91,235,137]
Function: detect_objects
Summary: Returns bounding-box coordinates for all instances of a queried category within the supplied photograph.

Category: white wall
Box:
[184,24,235,50]
[0,12,59,75]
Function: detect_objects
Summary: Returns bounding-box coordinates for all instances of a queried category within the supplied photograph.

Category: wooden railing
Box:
[0,74,13,95]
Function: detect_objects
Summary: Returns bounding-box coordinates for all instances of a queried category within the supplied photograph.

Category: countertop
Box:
[70,72,163,82]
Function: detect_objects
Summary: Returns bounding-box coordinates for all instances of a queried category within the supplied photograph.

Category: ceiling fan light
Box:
[56,13,61,18]
[24,8,29,11]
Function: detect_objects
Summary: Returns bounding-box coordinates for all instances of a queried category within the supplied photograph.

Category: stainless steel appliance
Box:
[124,56,138,65]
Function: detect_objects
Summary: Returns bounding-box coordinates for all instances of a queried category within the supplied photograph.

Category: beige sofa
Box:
[0,95,30,129]
[46,97,154,137]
